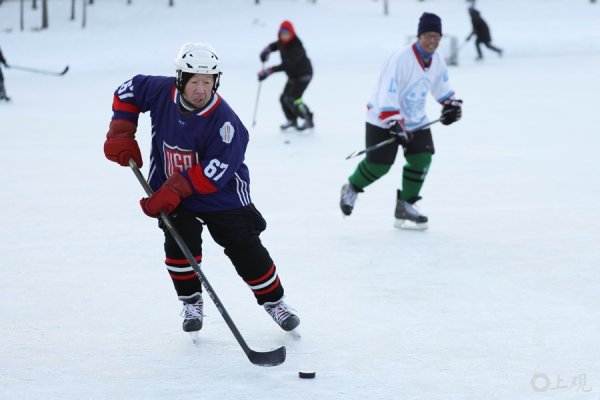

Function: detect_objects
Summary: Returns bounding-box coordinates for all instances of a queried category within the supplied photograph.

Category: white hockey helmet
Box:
[174,42,222,92]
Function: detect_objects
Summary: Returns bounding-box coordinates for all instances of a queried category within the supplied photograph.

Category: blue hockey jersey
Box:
[111,74,252,212]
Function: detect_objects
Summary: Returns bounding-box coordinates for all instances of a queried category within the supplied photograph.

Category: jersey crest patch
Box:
[163,142,197,177]
[219,121,235,144]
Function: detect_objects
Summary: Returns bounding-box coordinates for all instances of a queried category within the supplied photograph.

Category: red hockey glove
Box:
[389,119,413,146]
[104,119,143,167]
[139,172,193,218]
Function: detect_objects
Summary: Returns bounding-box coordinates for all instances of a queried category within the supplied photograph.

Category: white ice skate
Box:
[340,182,359,216]
[394,191,428,231]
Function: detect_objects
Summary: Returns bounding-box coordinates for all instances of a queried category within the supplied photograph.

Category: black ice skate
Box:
[181,294,203,343]
[280,119,298,130]
[394,190,428,230]
[297,111,314,131]
[263,299,300,332]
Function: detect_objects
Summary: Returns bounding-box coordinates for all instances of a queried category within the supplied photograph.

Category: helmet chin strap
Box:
[212,72,222,93]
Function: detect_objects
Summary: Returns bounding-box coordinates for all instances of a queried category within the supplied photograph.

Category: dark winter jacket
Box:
[468,9,492,43]
[266,37,313,78]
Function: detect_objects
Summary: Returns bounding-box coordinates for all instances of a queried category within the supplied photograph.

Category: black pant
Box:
[475,39,502,58]
[365,123,434,165]
[279,74,312,120]
[0,68,6,99]
[160,204,284,305]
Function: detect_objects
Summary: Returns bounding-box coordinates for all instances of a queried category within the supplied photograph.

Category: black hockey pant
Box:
[160,204,284,305]
[279,75,312,121]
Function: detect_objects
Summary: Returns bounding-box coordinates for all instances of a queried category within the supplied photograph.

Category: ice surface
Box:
[1,0,599,399]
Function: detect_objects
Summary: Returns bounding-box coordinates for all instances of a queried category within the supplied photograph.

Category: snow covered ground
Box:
[1,0,600,399]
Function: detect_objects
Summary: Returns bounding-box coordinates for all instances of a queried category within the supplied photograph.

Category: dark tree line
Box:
[1,0,176,31]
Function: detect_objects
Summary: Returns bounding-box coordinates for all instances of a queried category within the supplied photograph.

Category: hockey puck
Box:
[298,371,316,379]
[284,140,291,144]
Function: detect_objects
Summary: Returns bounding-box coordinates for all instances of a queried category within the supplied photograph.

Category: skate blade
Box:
[287,329,301,339]
[394,219,428,231]
[188,331,200,345]
[280,125,297,131]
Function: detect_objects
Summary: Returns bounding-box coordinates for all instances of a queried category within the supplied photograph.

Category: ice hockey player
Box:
[466,7,503,60]
[0,47,10,102]
[257,20,314,131]
[103,42,300,335]
[340,12,462,230]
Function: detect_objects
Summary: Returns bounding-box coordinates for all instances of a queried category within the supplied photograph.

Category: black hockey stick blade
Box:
[247,346,286,367]
[59,65,69,76]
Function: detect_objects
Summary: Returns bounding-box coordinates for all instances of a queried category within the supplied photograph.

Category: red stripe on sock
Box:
[165,255,201,265]
[246,264,276,285]
[254,277,281,295]
[169,273,198,281]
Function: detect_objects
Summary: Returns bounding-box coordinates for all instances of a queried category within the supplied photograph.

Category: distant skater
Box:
[257,20,314,131]
[466,8,503,60]
[0,47,10,101]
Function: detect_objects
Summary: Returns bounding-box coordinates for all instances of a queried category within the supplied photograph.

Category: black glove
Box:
[389,120,413,146]
[440,99,463,125]
[259,47,271,62]
[257,68,272,82]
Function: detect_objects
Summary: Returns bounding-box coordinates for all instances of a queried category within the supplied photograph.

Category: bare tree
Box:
[41,0,48,29]
[169,0,174,6]
[383,0,389,15]
[82,0,87,28]
[71,0,76,20]
[20,0,25,31]
[32,0,37,10]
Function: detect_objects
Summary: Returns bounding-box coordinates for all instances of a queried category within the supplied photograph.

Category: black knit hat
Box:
[417,12,442,36]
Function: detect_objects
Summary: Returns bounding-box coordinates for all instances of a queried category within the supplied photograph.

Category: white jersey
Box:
[366,43,455,131]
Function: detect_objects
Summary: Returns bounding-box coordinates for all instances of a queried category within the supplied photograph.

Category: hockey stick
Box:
[128,160,286,367]
[251,62,265,128]
[8,64,69,76]
[345,118,442,160]
[456,39,469,54]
